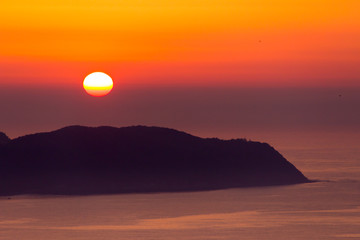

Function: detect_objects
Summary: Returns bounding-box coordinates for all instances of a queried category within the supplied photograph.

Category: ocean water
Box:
[1,135,359,240]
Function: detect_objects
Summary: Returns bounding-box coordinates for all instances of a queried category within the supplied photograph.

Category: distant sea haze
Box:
[0,86,359,140]
[1,129,359,240]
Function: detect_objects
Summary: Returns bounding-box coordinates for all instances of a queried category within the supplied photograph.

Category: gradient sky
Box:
[1,0,359,87]
[1,0,359,145]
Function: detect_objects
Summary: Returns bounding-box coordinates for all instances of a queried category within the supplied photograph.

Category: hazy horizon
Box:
[1,1,359,239]
[1,85,359,143]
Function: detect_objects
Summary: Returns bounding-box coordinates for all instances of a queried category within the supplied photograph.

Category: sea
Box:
[1,130,359,240]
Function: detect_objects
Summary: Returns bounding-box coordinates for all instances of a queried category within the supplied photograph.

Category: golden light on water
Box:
[83,72,113,97]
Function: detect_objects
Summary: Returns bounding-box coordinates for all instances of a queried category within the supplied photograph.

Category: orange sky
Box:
[1,0,359,87]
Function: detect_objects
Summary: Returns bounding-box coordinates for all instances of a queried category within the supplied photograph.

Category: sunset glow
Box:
[0,0,359,87]
[1,3,360,238]
[83,72,113,97]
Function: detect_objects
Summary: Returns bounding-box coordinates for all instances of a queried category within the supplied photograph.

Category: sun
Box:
[83,72,113,97]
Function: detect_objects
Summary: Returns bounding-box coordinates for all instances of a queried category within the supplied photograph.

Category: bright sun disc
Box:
[83,72,113,97]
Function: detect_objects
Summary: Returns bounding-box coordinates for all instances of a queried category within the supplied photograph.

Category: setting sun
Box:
[83,72,113,97]
[1,1,360,239]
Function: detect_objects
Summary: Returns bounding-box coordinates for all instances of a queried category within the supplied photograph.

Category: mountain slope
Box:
[0,126,310,195]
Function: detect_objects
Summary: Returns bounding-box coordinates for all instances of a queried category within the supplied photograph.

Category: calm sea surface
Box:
[1,133,359,240]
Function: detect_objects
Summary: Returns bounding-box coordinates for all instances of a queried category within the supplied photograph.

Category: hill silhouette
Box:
[0,126,310,195]
[0,132,10,145]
